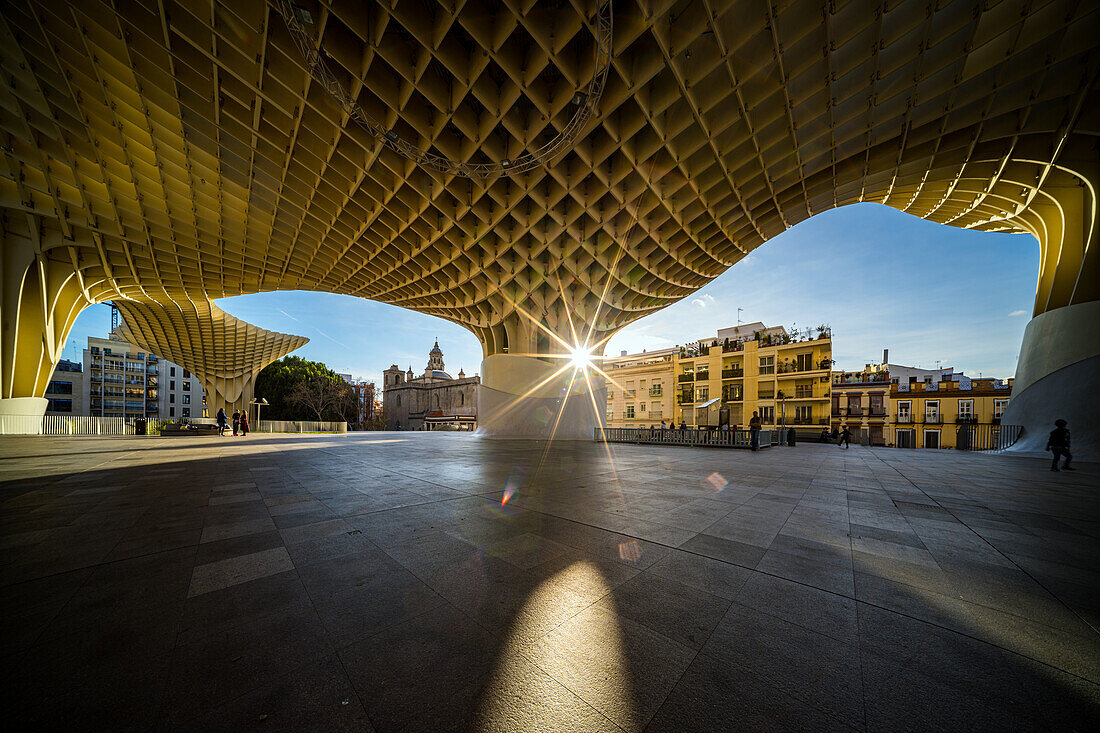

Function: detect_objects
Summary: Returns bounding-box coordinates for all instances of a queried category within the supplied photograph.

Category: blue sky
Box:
[63,203,1037,386]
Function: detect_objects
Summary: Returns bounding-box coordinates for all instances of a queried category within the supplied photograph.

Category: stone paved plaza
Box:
[2,433,1098,731]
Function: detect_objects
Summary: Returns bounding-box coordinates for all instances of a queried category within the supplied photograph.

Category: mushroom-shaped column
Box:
[114,299,308,415]
[995,156,1100,453]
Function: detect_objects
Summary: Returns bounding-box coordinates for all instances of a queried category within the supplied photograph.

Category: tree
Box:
[254,356,356,421]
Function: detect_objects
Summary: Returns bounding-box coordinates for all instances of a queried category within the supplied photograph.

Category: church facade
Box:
[382,342,479,430]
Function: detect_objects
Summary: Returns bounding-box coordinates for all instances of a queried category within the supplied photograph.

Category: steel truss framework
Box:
[0,0,1097,412]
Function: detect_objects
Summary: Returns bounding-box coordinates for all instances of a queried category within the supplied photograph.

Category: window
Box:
[650,383,662,396]
[760,406,775,423]
[696,387,708,401]
[897,400,911,421]
[47,398,73,412]
[396,395,402,407]
[183,382,190,392]
[606,407,613,420]
[169,394,175,404]
[170,380,175,390]
[923,430,940,448]
[925,400,939,421]
[795,405,812,423]
[183,370,190,378]
[626,405,635,418]
[182,394,191,405]
[795,353,813,371]
[640,402,646,413]
[182,408,191,418]
[994,399,1009,417]
[460,393,464,406]
[169,407,175,417]
[170,367,175,377]
[46,380,73,395]
[958,399,973,418]
[759,356,775,375]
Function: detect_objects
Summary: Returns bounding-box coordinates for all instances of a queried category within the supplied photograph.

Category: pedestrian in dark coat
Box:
[232,409,240,436]
[840,425,851,449]
[240,411,250,436]
[216,408,228,436]
[1047,419,1074,472]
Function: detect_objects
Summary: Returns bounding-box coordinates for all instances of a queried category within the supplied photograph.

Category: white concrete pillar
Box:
[1002,301,1100,454]
[0,396,48,434]
[477,354,606,440]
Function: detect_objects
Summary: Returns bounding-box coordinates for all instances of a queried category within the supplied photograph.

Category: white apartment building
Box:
[82,335,205,420]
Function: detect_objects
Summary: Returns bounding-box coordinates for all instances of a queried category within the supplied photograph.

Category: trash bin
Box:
[135,417,147,436]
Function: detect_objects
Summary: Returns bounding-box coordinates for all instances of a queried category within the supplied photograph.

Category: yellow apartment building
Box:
[889,377,1013,449]
[831,364,891,445]
[603,347,677,427]
[665,323,833,430]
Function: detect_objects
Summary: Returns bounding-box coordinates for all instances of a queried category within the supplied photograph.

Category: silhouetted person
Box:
[1047,419,1073,472]
[840,425,851,449]
[820,427,830,443]
[679,420,687,431]
[240,411,250,436]
[787,427,796,446]
[216,408,228,436]
[749,410,761,451]
[830,426,839,443]
[232,409,240,436]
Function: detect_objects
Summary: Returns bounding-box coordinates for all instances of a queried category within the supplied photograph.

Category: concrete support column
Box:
[1002,301,1100,453]
[477,353,606,440]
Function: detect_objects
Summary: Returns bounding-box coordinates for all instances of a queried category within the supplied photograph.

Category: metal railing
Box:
[255,420,347,433]
[677,374,694,383]
[955,424,1023,451]
[597,427,774,448]
[0,415,347,435]
[721,368,744,379]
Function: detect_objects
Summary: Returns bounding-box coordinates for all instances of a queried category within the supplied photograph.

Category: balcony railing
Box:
[794,388,814,398]
[954,415,977,424]
[695,371,710,381]
[896,414,912,423]
[677,374,694,383]
[866,407,886,417]
[677,395,693,404]
[721,368,744,379]
[724,393,743,402]
[925,415,942,424]
[846,408,862,417]
[648,387,663,397]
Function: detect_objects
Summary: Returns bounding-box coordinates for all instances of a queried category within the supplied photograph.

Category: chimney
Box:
[882,348,888,364]
[621,350,627,356]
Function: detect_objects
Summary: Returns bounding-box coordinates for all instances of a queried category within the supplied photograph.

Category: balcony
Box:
[677,374,694,383]
[695,371,710,381]
[758,393,775,400]
[723,393,743,402]
[847,408,863,417]
[925,415,942,425]
[721,368,744,379]
[955,415,978,424]
[677,395,693,405]
[794,387,814,399]
[648,387,663,397]
[866,408,886,418]
[896,414,913,423]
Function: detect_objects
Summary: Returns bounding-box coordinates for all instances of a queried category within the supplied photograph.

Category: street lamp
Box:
[250,397,269,431]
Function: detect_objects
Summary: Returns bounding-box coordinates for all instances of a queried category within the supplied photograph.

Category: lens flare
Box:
[569,346,594,370]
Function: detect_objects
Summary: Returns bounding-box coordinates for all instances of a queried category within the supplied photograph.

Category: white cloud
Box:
[1008,310,1027,317]
[690,294,716,308]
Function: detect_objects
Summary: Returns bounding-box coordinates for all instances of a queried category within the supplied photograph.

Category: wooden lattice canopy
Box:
[1,0,1097,406]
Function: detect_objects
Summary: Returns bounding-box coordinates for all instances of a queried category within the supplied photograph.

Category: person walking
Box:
[830,426,840,443]
[840,425,851,449]
[232,409,240,436]
[216,408,228,436]
[240,410,250,436]
[1047,419,1074,471]
[749,410,762,451]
